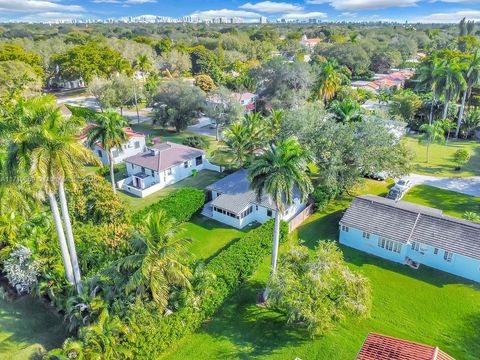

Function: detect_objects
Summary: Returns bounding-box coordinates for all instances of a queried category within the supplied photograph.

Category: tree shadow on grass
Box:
[0,296,65,358]
[199,280,309,359]
[454,313,480,358]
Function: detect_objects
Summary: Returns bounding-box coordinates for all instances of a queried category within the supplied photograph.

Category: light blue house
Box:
[339,195,480,282]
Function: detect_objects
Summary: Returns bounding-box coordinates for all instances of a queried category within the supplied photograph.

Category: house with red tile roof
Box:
[79,125,146,166]
[356,333,455,360]
[300,34,321,49]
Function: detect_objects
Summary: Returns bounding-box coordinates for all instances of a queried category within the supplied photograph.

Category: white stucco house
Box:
[79,126,147,166]
[118,142,221,198]
[299,34,320,50]
[201,169,307,229]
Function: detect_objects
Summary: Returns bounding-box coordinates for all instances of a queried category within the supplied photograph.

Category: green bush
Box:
[182,135,209,150]
[122,220,288,358]
[131,187,205,224]
[312,183,338,211]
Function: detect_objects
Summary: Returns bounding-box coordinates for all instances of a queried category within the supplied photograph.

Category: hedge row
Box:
[123,220,289,359]
[131,187,205,224]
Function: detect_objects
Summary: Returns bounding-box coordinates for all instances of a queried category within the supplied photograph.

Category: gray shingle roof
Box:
[340,195,480,260]
[207,169,298,213]
[124,142,204,172]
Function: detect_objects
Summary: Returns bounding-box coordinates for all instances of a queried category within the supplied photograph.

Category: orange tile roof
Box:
[356,333,455,360]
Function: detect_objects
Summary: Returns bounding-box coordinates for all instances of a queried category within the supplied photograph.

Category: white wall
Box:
[95,136,146,165]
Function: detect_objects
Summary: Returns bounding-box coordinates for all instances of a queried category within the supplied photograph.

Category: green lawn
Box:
[0,296,65,360]
[403,185,480,218]
[163,180,480,360]
[119,170,225,212]
[403,135,480,177]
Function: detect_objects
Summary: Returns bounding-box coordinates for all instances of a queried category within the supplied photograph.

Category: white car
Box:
[393,178,411,193]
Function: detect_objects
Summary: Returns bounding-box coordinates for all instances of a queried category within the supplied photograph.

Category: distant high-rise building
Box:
[260,16,267,24]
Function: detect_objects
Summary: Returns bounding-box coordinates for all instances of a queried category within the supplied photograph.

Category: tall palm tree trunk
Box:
[442,100,450,119]
[263,211,281,301]
[429,95,435,125]
[109,150,116,193]
[58,180,82,293]
[456,88,468,138]
[47,191,75,285]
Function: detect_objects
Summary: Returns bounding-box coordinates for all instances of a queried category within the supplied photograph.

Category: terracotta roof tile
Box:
[356,333,455,360]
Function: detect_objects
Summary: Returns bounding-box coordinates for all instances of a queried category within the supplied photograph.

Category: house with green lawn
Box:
[340,195,480,282]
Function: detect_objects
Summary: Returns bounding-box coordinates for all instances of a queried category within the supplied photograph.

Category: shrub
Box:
[453,149,471,169]
[182,135,209,150]
[121,220,288,358]
[132,187,205,224]
[312,183,338,211]
[4,245,39,295]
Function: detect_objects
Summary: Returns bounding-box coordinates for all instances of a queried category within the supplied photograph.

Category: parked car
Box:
[386,188,402,201]
[364,171,387,181]
[393,178,411,193]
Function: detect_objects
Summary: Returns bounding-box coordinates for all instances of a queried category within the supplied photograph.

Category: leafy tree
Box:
[249,137,313,300]
[89,75,136,115]
[369,48,402,73]
[453,149,471,170]
[268,242,371,336]
[155,37,172,55]
[389,89,422,124]
[4,245,39,295]
[0,43,44,78]
[459,109,480,138]
[419,121,445,163]
[437,118,455,144]
[195,74,216,92]
[415,59,442,124]
[205,86,243,140]
[182,135,209,150]
[0,60,42,98]
[152,79,206,132]
[433,58,466,119]
[87,112,129,193]
[222,121,253,167]
[51,42,127,83]
[114,211,191,310]
[315,43,370,76]
[159,49,192,77]
[330,98,363,123]
[190,45,222,83]
[134,53,152,82]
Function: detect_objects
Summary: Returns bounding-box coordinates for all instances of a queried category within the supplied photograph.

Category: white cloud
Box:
[431,0,480,3]
[125,0,156,4]
[240,1,303,13]
[20,11,86,22]
[280,11,327,19]
[191,9,262,19]
[0,0,84,12]
[341,11,357,16]
[419,10,480,23]
[307,0,418,10]
[92,0,122,3]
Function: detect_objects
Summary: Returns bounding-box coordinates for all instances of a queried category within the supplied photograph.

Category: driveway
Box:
[408,174,480,197]
[187,117,218,138]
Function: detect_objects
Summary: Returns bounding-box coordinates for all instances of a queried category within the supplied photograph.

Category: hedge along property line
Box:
[123,220,289,359]
[131,187,205,224]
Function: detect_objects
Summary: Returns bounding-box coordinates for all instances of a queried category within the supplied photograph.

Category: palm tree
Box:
[87,112,129,193]
[249,137,313,300]
[266,109,283,141]
[134,54,152,82]
[222,121,253,167]
[433,58,466,120]
[419,121,445,163]
[456,49,480,138]
[437,118,455,144]
[312,59,345,104]
[416,59,441,124]
[115,210,191,311]
[3,96,98,290]
[330,98,363,123]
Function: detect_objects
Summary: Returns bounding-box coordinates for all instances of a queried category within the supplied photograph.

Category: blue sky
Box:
[1,0,480,23]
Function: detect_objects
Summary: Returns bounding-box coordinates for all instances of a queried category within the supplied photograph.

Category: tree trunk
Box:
[455,88,468,138]
[47,191,75,285]
[263,211,281,301]
[58,180,82,293]
[442,100,449,119]
[429,95,435,125]
[109,150,116,193]
[120,107,123,116]
[216,123,219,141]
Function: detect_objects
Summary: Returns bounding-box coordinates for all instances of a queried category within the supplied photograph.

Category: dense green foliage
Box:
[131,187,205,224]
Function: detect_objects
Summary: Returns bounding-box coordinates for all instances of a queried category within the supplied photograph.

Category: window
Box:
[166,168,172,175]
[255,205,258,211]
[378,238,401,253]
[267,209,273,217]
[444,251,453,262]
[362,232,370,239]
[97,150,102,157]
[112,150,119,158]
[342,225,349,232]
[184,161,189,168]
[434,248,438,255]
[411,241,419,251]
[134,141,140,149]
[241,206,253,219]
[141,166,145,173]
[195,156,203,166]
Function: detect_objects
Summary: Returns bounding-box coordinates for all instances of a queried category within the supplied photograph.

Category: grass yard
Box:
[118,170,225,212]
[163,180,480,360]
[0,296,65,360]
[403,135,480,177]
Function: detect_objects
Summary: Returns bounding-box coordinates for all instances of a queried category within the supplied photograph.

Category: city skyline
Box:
[0,0,479,24]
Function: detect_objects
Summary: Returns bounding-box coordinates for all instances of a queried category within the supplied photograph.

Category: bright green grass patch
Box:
[403,135,480,177]
[403,185,480,219]
[164,179,480,360]
[118,170,225,212]
[0,296,65,360]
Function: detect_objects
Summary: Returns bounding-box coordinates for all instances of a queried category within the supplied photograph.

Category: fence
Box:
[288,203,314,233]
